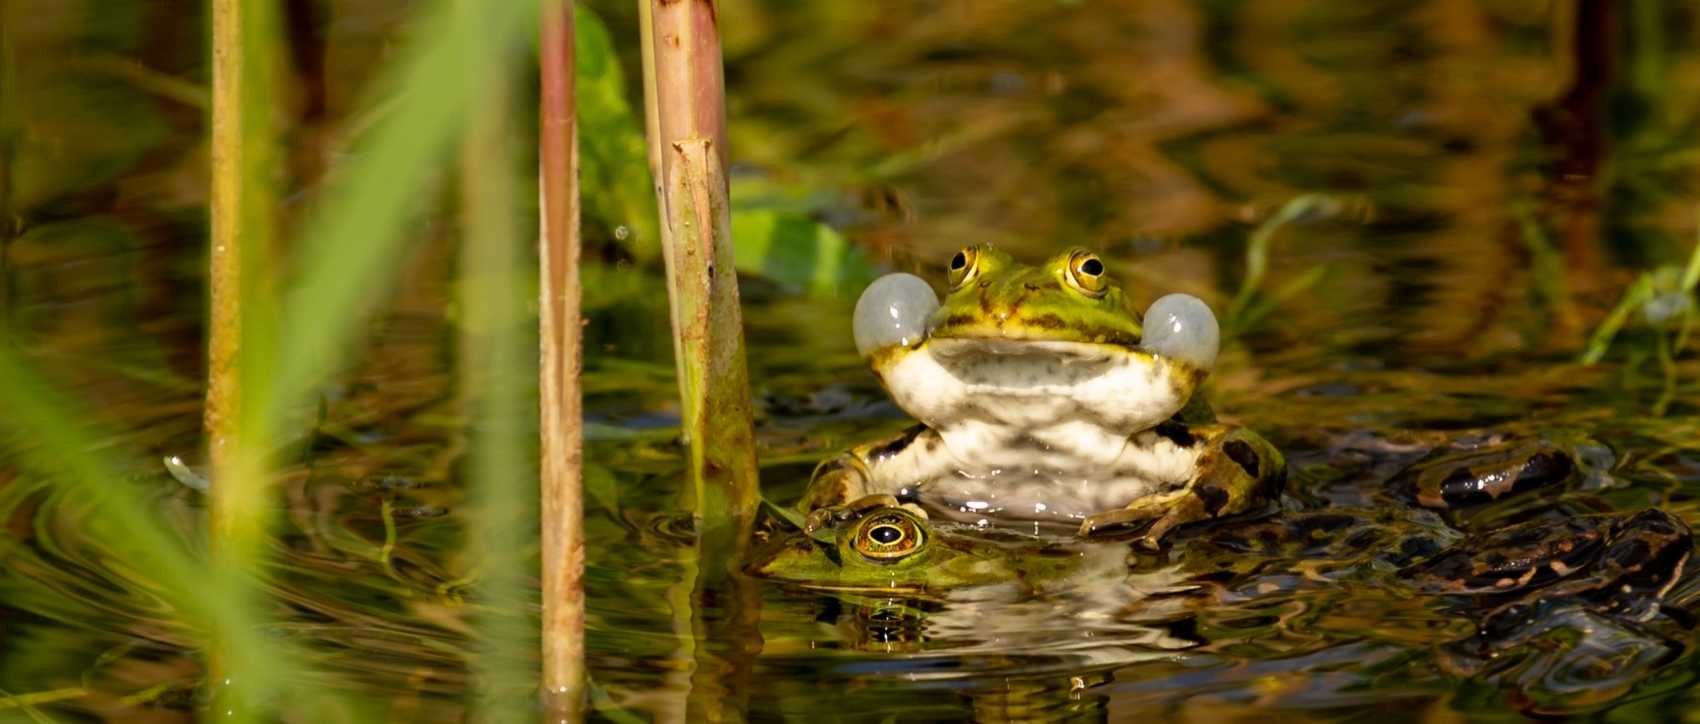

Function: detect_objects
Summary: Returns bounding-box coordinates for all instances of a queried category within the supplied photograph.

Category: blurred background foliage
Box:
[2,0,1700,719]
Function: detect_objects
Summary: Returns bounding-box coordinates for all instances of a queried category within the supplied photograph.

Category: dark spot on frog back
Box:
[1153,420,1196,447]
[869,424,928,462]
[1224,440,1259,477]
[1024,314,1066,330]
[1194,485,1229,516]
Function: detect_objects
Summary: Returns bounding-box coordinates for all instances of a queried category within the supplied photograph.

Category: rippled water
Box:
[8,0,1700,720]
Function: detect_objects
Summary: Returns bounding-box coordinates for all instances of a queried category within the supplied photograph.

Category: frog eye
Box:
[1064,250,1108,297]
[946,246,981,290]
[852,511,925,562]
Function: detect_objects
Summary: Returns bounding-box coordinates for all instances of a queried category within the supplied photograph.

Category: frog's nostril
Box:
[1024,282,1040,291]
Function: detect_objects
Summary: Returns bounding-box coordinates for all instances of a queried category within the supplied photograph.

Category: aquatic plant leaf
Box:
[759,496,809,533]
[1228,194,1341,332]
[575,5,661,261]
[1580,275,1655,365]
[732,209,878,299]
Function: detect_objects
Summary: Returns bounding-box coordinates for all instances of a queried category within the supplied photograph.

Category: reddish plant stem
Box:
[539,0,587,717]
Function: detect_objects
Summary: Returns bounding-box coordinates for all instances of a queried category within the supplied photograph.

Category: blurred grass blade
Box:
[266,0,539,437]
[0,341,292,711]
[459,21,533,719]
[7,0,540,717]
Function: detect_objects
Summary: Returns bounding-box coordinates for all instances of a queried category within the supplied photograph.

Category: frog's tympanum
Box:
[808,245,1285,547]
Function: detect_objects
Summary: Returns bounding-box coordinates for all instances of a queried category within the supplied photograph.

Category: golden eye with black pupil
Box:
[1065,250,1108,297]
[853,511,924,562]
[947,246,980,290]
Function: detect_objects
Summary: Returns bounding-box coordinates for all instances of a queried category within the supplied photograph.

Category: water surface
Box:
[5,0,1700,720]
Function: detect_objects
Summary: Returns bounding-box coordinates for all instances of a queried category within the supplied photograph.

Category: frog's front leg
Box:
[801,424,953,532]
[1079,424,1285,549]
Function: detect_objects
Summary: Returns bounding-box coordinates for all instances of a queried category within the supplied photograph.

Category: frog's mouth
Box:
[925,335,1141,362]
[921,336,1172,393]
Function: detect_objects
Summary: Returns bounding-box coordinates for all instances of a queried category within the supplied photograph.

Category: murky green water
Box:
[7,0,1700,720]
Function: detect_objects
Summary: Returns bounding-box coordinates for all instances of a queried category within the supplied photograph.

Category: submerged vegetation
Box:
[3,0,1700,720]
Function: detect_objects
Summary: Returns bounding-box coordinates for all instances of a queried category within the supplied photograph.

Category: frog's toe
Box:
[803,507,842,534]
[847,493,902,515]
[1077,508,1148,539]
[803,493,904,534]
[897,502,929,520]
[1078,496,1198,548]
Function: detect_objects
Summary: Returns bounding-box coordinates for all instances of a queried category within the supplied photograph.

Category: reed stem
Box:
[539,0,587,717]
[642,5,764,717]
[637,0,689,428]
[643,0,759,568]
[208,0,281,716]
[208,0,279,534]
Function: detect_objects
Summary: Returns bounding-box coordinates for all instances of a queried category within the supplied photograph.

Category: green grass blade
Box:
[1580,274,1655,364]
[266,0,540,437]
[458,13,535,718]
[0,341,294,709]
[1228,194,1336,330]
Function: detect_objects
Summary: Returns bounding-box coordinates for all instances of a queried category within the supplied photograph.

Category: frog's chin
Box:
[872,335,1203,443]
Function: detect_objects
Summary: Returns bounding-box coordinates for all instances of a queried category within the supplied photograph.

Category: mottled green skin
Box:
[927,246,1143,345]
[746,508,1082,594]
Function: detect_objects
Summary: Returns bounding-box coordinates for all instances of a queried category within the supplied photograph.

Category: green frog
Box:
[746,506,1105,595]
[804,245,1285,548]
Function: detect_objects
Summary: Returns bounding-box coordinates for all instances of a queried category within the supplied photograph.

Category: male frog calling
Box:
[803,245,1284,548]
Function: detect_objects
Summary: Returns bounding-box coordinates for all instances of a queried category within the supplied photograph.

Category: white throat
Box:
[877,338,1193,473]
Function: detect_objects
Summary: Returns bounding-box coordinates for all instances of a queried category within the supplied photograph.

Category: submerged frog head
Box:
[746,507,1075,593]
[851,245,1221,446]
